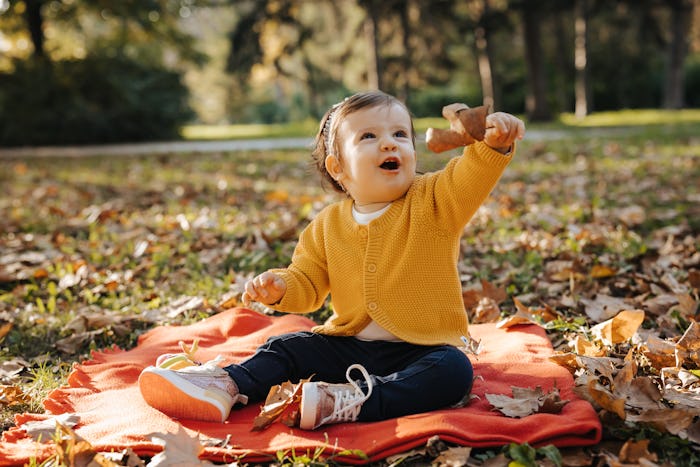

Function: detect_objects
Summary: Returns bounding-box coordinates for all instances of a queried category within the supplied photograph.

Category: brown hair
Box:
[311,90,416,194]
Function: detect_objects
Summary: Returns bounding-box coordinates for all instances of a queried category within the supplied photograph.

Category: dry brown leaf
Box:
[689,270,700,289]
[470,296,501,324]
[425,104,488,153]
[549,352,579,372]
[581,294,631,323]
[463,279,507,310]
[21,413,80,441]
[638,332,676,370]
[675,321,700,368]
[53,422,119,467]
[0,384,29,406]
[619,439,658,464]
[0,320,12,342]
[0,358,29,384]
[433,446,472,467]
[148,425,214,467]
[590,264,617,278]
[486,385,569,418]
[459,333,483,357]
[546,259,587,283]
[496,297,550,329]
[627,407,696,436]
[590,309,645,346]
[496,313,536,329]
[587,380,626,420]
[573,335,606,357]
[252,377,311,431]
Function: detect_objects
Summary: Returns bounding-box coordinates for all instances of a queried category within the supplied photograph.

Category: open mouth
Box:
[379,157,400,170]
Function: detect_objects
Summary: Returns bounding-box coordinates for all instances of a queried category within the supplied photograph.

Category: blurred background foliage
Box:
[0,0,698,146]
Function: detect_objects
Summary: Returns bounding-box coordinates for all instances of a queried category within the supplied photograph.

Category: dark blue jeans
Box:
[224,331,473,422]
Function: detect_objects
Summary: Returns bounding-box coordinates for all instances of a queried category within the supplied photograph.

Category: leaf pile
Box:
[0,124,698,464]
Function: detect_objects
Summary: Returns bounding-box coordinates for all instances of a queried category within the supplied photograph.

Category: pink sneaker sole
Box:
[138,367,232,422]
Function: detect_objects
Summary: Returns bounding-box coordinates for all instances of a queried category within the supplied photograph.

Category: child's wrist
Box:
[486,143,513,155]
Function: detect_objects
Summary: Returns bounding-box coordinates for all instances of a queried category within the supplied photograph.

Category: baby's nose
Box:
[381,138,397,151]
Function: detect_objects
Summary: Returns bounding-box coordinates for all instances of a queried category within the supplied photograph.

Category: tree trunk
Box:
[552,9,571,114]
[24,0,45,59]
[475,0,495,110]
[663,0,693,109]
[475,25,494,110]
[522,3,551,121]
[574,0,590,118]
[362,0,383,91]
[398,0,412,104]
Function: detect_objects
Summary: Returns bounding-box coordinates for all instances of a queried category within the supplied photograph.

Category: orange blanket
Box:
[0,308,601,465]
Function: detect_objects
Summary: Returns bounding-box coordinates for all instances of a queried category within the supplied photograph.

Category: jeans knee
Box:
[262,331,316,352]
[441,346,474,396]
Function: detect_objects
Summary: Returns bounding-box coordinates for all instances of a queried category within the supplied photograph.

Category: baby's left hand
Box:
[483,112,525,153]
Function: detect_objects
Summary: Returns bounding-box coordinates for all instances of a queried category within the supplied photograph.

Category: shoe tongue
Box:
[181,355,227,374]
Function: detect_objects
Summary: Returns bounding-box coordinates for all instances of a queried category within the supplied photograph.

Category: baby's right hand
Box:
[242,271,286,306]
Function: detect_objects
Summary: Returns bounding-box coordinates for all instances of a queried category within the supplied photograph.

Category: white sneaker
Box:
[139,343,248,422]
[299,364,373,430]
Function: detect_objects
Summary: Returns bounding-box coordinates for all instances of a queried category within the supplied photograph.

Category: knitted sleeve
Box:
[267,214,330,313]
[429,141,513,232]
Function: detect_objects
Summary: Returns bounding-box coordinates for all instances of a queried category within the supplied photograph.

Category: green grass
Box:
[560,108,700,127]
[181,108,700,141]
[181,118,320,140]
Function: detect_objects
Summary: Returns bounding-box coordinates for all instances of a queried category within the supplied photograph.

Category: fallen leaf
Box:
[433,446,472,467]
[572,335,606,357]
[590,309,645,346]
[590,264,617,278]
[619,439,658,464]
[21,413,81,441]
[486,385,569,418]
[586,380,626,420]
[459,333,483,357]
[0,357,29,384]
[252,377,311,431]
[580,294,631,323]
[0,384,29,406]
[147,425,214,467]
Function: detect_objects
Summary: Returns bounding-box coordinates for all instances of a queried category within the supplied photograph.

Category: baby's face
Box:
[334,103,416,212]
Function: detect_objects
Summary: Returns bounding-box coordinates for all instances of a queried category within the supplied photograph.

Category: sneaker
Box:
[299,364,373,430]
[139,342,248,422]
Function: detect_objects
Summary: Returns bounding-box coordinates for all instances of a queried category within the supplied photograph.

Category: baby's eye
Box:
[360,132,375,140]
[394,130,408,138]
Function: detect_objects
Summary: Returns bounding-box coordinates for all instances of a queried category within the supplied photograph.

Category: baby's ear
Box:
[324,154,343,179]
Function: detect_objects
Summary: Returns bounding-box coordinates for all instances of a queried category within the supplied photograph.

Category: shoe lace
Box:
[166,339,228,375]
[329,364,374,423]
[179,339,200,361]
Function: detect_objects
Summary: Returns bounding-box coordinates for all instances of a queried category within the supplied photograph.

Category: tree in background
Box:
[663,0,694,109]
[1,0,699,138]
[0,0,200,145]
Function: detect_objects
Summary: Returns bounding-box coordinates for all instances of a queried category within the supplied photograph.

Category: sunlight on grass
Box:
[182,109,700,142]
[560,108,700,127]
[182,119,319,140]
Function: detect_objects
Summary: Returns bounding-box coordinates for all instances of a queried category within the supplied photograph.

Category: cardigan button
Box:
[367,302,378,311]
[367,263,376,273]
[359,229,367,238]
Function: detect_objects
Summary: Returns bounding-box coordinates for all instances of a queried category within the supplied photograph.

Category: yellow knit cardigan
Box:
[270,141,512,346]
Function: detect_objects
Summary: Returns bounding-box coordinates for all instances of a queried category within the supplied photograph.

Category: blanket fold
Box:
[0,308,601,465]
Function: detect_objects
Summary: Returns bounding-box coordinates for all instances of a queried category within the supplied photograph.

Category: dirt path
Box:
[0,130,572,158]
